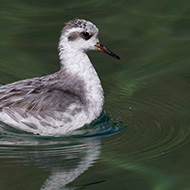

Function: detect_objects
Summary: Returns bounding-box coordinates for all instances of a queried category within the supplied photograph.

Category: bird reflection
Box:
[0,130,102,190]
[40,139,101,190]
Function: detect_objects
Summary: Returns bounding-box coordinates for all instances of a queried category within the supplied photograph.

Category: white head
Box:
[59,18,120,59]
[59,19,99,53]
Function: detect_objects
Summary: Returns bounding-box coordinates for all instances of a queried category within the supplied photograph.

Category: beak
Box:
[95,43,120,60]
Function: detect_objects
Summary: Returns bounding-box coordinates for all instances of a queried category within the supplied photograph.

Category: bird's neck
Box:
[59,49,104,118]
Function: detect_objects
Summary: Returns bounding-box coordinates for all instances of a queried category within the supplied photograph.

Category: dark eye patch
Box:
[80,31,92,40]
[68,32,79,41]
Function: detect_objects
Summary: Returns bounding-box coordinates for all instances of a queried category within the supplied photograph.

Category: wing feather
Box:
[0,77,81,112]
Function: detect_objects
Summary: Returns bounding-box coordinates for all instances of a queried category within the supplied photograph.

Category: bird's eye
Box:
[80,32,92,40]
[82,32,89,37]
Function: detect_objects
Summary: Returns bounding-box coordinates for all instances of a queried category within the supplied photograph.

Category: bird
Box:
[0,18,120,136]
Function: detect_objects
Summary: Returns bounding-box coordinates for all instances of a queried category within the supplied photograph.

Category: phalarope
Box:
[0,19,120,136]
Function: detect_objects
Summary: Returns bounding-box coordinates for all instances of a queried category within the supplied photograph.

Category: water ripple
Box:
[103,82,190,164]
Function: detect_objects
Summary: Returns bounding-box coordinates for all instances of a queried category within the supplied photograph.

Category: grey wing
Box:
[0,79,82,113]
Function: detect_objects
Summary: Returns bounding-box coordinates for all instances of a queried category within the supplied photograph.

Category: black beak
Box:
[95,43,120,60]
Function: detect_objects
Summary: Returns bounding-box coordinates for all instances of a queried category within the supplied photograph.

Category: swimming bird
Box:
[0,19,120,136]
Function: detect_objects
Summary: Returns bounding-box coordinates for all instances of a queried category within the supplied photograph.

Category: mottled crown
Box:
[62,18,99,35]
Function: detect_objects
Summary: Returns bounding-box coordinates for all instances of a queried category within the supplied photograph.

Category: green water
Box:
[0,0,190,189]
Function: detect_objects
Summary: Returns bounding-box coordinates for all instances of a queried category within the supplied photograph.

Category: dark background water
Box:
[0,0,190,189]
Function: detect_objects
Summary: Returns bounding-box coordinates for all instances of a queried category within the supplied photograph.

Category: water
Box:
[0,0,190,189]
